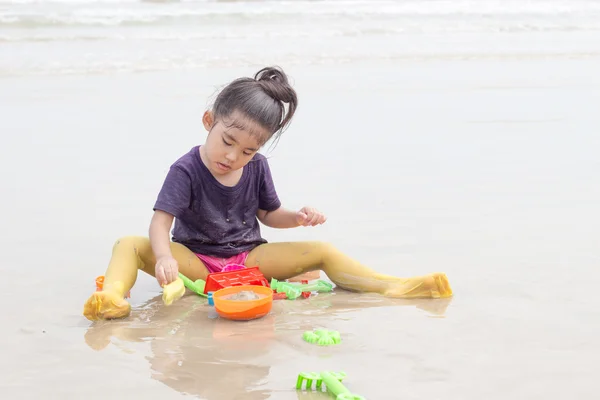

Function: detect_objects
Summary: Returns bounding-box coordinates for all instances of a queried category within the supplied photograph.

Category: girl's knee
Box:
[111,236,153,271]
[317,241,337,253]
[306,241,338,264]
[112,236,151,254]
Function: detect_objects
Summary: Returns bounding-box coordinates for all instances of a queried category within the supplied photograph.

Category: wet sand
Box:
[1,58,599,399]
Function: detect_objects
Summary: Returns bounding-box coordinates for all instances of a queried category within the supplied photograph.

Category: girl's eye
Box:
[222,138,232,146]
[243,151,253,156]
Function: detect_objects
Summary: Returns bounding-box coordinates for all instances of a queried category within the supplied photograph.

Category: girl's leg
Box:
[245,241,452,298]
[83,235,209,321]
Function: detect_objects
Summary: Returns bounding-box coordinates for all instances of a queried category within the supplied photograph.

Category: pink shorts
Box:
[195,251,250,274]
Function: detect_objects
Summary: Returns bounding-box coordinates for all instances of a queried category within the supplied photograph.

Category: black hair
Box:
[212,66,298,144]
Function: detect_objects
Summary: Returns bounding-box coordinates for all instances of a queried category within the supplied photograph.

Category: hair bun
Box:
[255,66,296,104]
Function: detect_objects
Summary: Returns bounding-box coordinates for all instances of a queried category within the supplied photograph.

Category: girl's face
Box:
[201,110,269,176]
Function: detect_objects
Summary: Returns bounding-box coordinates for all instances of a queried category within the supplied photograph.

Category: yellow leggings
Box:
[83,236,452,320]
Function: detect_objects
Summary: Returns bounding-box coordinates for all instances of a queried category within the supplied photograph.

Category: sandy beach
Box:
[1,1,599,399]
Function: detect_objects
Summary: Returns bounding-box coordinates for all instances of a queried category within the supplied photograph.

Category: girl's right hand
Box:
[155,255,179,287]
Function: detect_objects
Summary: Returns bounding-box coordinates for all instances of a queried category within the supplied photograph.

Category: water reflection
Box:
[83,291,452,399]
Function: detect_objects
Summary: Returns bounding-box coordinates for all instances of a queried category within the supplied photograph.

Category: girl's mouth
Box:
[216,162,231,171]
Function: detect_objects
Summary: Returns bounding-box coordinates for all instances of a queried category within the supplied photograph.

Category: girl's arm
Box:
[149,210,179,285]
[257,206,326,229]
[149,210,174,258]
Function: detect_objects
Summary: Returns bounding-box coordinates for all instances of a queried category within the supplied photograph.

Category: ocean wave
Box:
[0,28,322,42]
[2,13,600,30]
[2,50,600,78]
[1,0,600,10]
[1,22,600,43]
[2,1,600,28]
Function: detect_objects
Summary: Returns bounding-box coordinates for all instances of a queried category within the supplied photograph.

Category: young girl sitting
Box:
[83,66,452,321]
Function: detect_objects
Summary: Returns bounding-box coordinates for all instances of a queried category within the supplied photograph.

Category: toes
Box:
[382,273,453,299]
[423,275,441,298]
[103,296,131,319]
[83,292,130,321]
[83,293,101,321]
[431,273,453,297]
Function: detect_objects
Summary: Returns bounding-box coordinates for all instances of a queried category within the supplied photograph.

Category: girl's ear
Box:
[202,111,214,131]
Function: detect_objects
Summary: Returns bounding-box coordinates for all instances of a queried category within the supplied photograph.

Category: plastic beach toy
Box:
[213,285,273,321]
[178,273,207,298]
[270,278,334,300]
[272,292,288,300]
[294,280,334,293]
[204,267,270,294]
[303,329,341,346]
[270,278,302,299]
[296,371,365,400]
[162,277,185,306]
[207,292,218,319]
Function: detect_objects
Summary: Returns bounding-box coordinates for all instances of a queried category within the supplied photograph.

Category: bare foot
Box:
[384,273,453,299]
[83,291,131,321]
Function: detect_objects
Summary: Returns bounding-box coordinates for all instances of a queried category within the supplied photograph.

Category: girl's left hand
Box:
[296,206,327,227]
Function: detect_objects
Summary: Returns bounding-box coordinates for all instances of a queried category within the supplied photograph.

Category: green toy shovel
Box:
[178,273,207,298]
[296,371,365,400]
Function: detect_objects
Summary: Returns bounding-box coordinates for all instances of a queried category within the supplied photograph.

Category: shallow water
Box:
[1,0,600,399]
[3,0,600,76]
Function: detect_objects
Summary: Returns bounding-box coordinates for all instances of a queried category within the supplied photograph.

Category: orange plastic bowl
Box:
[213,285,273,321]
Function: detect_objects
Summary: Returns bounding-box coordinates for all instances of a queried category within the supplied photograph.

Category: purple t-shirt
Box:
[153,145,281,258]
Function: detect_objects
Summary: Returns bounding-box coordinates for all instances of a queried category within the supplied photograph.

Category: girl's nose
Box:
[225,151,237,162]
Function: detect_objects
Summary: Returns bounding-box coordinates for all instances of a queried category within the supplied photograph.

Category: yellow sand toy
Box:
[161,277,186,306]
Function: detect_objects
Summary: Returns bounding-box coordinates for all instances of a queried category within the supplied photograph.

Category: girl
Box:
[83,66,452,321]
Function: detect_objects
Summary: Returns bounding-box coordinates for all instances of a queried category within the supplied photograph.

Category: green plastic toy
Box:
[270,278,302,299]
[303,329,341,346]
[270,278,334,300]
[296,371,365,400]
[292,280,334,293]
[178,273,207,298]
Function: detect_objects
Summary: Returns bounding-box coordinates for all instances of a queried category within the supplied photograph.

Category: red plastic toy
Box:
[204,266,270,294]
[273,292,288,300]
[301,280,311,299]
